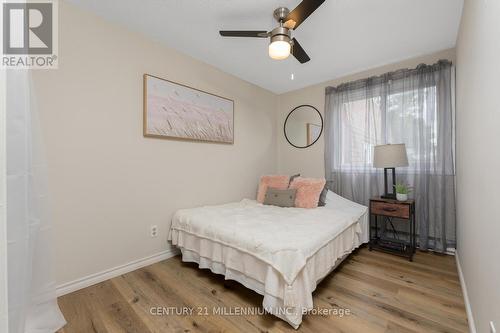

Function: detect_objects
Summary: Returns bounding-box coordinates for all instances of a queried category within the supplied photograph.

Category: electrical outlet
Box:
[150,225,158,237]
[490,321,496,333]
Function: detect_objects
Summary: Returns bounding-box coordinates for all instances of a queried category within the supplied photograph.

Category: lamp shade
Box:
[373,144,409,168]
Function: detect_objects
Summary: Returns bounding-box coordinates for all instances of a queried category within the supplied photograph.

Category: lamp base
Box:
[382,167,397,200]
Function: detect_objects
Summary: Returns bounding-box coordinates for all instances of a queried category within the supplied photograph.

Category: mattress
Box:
[168,191,369,328]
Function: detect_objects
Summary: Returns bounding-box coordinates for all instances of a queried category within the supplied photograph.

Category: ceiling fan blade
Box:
[219,31,269,38]
[291,38,310,64]
[284,0,326,30]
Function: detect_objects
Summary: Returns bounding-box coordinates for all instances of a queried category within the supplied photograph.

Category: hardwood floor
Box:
[57,247,468,333]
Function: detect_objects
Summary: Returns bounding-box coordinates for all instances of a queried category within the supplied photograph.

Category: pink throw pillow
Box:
[257,175,290,203]
[289,177,326,208]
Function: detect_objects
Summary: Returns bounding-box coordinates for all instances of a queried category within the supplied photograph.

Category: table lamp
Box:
[373,144,409,199]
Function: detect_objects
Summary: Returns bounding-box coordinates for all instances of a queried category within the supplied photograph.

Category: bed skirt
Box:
[172,215,368,329]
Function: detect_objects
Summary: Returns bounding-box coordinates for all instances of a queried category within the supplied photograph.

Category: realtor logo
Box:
[1,0,58,68]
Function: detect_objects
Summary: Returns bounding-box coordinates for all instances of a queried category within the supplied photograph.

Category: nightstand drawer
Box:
[370,201,410,219]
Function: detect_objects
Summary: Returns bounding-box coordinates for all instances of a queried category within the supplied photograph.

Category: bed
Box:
[168,190,369,329]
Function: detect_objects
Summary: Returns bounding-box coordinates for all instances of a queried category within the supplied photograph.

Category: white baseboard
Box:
[456,251,477,333]
[56,247,180,297]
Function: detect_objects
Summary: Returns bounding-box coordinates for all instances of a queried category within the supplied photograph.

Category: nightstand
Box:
[369,197,416,261]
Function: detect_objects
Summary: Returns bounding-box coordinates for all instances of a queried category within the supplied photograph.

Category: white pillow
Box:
[325,190,368,212]
[325,190,341,206]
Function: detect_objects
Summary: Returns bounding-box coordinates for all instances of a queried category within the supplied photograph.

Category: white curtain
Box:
[324,60,456,252]
[6,70,66,332]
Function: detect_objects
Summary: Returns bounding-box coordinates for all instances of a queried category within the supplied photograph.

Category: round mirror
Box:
[284,105,323,148]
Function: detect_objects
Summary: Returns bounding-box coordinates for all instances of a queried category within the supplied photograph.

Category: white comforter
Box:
[169,197,365,288]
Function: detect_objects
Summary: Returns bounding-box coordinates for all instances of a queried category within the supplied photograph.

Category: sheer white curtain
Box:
[324,61,456,252]
[6,70,66,332]
[1,69,9,333]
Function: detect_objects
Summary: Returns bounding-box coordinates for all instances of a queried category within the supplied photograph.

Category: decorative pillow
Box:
[318,185,328,207]
[288,173,300,186]
[289,177,327,209]
[257,175,290,203]
[263,188,297,207]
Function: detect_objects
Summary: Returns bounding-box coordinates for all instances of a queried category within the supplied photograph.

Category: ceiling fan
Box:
[219,0,325,64]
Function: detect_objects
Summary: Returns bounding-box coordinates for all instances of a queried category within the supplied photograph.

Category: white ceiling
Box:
[67,0,463,94]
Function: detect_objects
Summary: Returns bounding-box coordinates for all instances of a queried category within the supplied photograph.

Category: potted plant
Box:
[394,182,412,201]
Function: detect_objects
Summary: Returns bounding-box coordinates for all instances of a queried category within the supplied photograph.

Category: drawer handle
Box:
[382,207,397,212]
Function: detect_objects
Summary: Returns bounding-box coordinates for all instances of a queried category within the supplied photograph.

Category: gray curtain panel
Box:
[324,60,456,252]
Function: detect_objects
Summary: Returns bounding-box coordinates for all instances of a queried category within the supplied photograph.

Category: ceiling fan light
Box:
[269,40,291,60]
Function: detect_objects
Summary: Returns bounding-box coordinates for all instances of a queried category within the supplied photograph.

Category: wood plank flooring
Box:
[57,246,468,333]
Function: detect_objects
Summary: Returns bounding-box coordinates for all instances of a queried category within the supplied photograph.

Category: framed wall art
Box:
[143,74,234,143]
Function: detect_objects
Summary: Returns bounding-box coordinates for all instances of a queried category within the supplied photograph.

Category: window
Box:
[337,85,438,172]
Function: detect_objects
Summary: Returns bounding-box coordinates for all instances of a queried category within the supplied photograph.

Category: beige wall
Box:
[276,48,456,178]
[455,0,500,331]
[33,2,278,286]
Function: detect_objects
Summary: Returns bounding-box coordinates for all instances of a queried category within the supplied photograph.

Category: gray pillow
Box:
[264,188,297,208]
[318,185,328,207]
